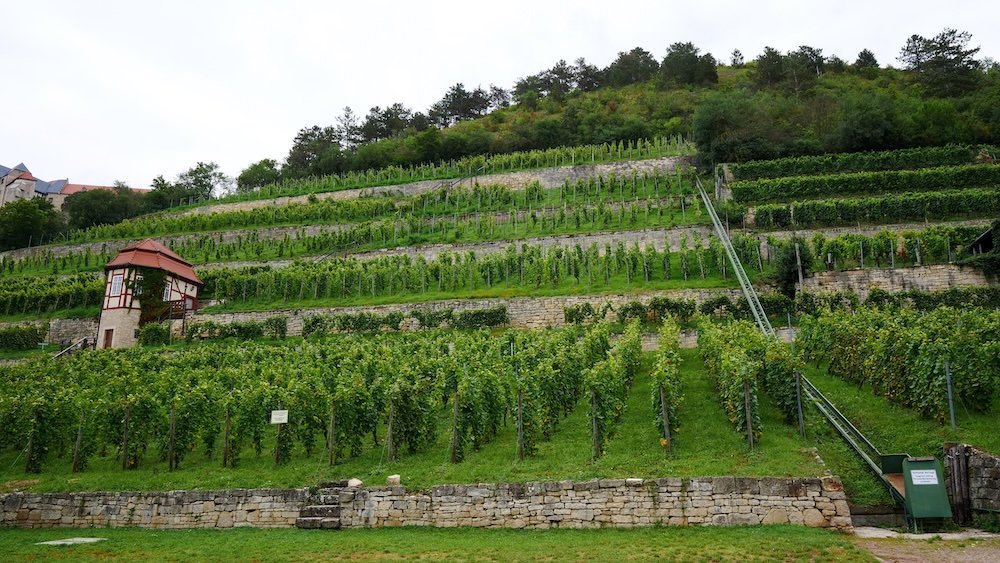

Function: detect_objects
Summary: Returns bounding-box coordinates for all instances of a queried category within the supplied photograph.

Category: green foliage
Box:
[0,324,44,351]
[698,319,763,441]
[586,319,642,460]
[797,307,1000,421]
[698,318,800,439]
[729,145,980,181]
[452,306,509,329]
[774,236,812,297]
[0,198,66,252]
[650,317,683,442]
[731,163,1000,203]
[138,323,170,346]
[754,188,1000,229]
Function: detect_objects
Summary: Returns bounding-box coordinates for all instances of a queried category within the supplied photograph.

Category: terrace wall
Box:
[0,476,852,531]
[797,264,992,301]
[193,289,743,335]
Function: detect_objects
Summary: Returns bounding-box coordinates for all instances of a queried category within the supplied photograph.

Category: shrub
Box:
[452,306,509,329]
[138,322,170,346]
[263,316,288,339]
[0,325,45,350]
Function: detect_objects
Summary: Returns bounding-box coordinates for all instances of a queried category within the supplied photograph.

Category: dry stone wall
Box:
[968,446,1000,512]
[797,264,993,301]
[195,289,743,335]
[0,489,307,529]
[337,476,852,531]
[1,476,852,531]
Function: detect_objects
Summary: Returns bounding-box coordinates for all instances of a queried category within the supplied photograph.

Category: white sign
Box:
[270,410,288,424]
[910,469,939,485]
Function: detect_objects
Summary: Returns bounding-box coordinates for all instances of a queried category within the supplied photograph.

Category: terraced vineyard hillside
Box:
[1,141,998,514]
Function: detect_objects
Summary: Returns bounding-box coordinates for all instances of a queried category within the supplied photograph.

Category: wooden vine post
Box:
[743,381,754,450]
[327,399,337,466]
[386,402,396,463]
[71,411,85,473]
[590,390,600,461]
[516,390,525,461]
[121,407,131,470]
[450,390,461,464]
[658,384,672,453]
[222,407,232,468]
[168,402,177,471]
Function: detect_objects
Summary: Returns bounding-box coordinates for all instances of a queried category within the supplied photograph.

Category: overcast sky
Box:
[3,0,997,188]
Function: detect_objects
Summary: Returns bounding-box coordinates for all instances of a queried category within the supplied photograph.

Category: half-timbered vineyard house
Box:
[96,239,203,349]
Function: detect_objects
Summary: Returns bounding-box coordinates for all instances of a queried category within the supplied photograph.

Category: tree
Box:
[658,42,718,87]
[754,46,785,87]
[731,49,745,67]
[604,47,660,87]
[335,107,362,149]
[63,183,143,229]
[237,159,281,193]
[899,28,982,96]
[573,58,603,91]
[284,126,343,179]
[175,162,232,199]
[487,84,511,109]
[785,46,823,94]
[855,49,878,69]
[774,236,813,297]
[0,197,66,250]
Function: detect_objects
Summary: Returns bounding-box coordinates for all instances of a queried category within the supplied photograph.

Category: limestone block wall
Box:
[45,318,99,346]
[194,289,743,336]
[1,476,852,531]
[327,476,852,531]
[968,446,1000,512]
[797,264,992,301]
[0,489,307,529]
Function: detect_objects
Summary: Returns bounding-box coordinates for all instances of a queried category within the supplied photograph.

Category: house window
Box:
[162,284,172,301]
[110,274,124,297]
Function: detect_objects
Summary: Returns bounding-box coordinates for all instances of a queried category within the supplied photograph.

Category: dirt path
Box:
[855,538,1000,562]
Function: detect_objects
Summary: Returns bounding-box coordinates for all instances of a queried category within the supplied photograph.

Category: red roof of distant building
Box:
[61,183,117,196]
[105,239,203,285]
[17,171,36,181]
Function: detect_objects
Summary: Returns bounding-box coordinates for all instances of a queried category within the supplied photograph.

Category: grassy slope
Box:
[0,350,821,493]
[0,526,872,562]
[804,363,1000,506]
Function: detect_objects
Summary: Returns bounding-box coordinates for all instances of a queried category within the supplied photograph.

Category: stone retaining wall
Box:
[797,264,993,301]
[0,488,308,529]
[968,446,1000,512]
[195,289,743,335]
[1,476,852,531]
[338,476,852,531]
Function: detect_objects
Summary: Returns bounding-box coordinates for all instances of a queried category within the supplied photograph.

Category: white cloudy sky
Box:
[3,0,997,188]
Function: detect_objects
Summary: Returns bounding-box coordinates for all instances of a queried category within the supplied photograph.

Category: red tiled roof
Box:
[105,239,203,285]
[17,171,36,181]
[61,183,115,195]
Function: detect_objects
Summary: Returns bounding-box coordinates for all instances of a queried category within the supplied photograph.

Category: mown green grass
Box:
[803,363,1000,506]
[0,525,872,562]
[0,350,821,494]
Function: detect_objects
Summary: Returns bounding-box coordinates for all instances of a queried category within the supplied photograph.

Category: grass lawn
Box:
[0,526,872,562]
[803,363,1000,506]
[0,350,821,493]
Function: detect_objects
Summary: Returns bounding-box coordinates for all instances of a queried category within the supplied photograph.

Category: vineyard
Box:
[1,142,998,506]
[173,136,694,209]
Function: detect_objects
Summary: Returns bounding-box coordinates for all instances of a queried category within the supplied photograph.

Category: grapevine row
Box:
[732,164,1000,204]
[729,145,989,181]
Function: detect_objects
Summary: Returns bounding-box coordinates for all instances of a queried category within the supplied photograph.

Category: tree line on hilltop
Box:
[3,28,997,249]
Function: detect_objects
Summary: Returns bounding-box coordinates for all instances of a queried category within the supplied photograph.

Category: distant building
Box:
[97,239,203,349]
[0,162,140,209]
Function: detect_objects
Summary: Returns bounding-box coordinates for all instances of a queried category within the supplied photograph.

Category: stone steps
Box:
[295,516,341,529]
